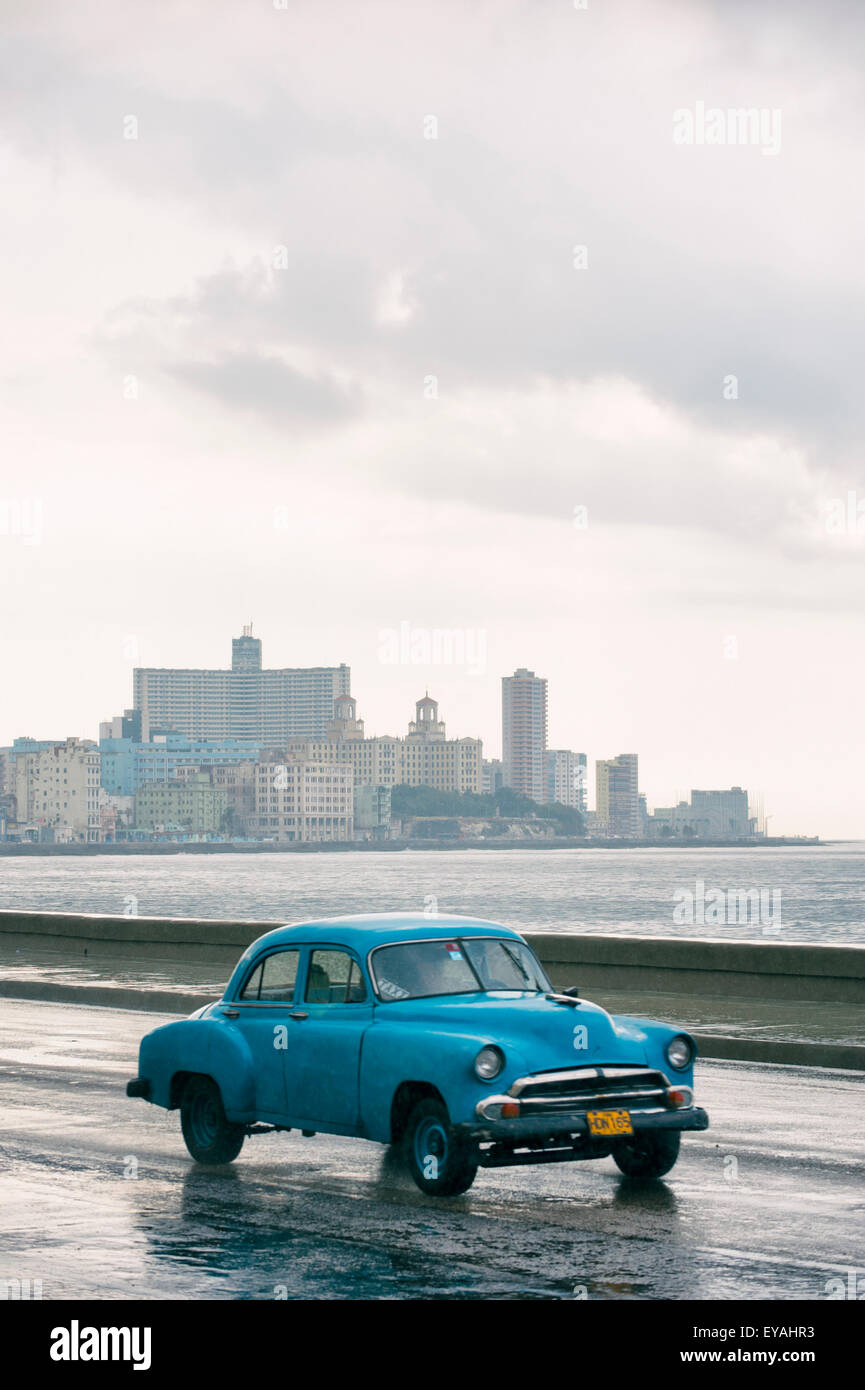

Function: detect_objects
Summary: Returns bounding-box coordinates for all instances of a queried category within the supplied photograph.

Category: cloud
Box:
[165,352,362,425]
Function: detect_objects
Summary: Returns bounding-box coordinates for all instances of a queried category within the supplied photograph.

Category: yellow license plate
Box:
[587,1109,633,1136]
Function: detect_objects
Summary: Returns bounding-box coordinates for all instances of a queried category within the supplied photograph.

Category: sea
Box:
[0,843,863,944]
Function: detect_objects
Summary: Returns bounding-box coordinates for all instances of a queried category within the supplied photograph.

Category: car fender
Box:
[138,1017,257,1115]
[359,1022,532,1142]
[610,1015,698,1085]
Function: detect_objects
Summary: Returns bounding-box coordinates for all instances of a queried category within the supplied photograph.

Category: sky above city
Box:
[1,0,863,836]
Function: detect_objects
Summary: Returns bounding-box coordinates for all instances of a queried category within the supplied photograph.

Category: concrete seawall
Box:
[1,910,863,1069]
[1,910,863,999]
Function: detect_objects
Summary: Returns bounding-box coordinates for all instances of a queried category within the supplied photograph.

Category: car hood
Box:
[376,991,649,1069]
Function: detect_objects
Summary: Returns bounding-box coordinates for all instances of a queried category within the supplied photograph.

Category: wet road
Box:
[1,999,863,1300]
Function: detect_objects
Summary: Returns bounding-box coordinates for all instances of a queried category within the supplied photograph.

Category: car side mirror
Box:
[561,985,580,998]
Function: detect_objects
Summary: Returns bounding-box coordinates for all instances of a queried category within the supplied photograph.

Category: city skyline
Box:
[2,2,862,838]
[4,625,774,829]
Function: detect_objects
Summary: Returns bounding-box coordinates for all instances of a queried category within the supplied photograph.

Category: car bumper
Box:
[126,1076,152,1100]
[461,1064,709,1144]
[461,1103,709,1144]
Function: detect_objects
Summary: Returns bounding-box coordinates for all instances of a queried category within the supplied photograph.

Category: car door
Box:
[283,946,373,1130]
[227,946,301,1118]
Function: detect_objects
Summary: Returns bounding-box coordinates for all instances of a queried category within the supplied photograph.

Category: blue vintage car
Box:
[127,914,709,1195]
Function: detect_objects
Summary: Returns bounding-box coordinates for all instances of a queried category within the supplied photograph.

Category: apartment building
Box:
[595,753,641,838]
[99,729,261,797]
[545,749,588,812]
[134,773,228,835]
[132,629,350,742]
[13,737,102,843]
[250,758,353,842]
[502,668,548,801]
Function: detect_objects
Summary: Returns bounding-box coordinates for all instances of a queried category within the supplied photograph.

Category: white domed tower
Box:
[408,693,446,741]
[327,693,365,741]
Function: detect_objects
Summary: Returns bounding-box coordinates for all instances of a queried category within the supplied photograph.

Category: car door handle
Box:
[221,1008,239,1018]
[289,1011,308,1021]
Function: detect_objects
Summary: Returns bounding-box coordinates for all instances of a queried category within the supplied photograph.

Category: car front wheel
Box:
[611,1129,680,1178]
[180,1075,245,1165]
[404,1098,479,1196]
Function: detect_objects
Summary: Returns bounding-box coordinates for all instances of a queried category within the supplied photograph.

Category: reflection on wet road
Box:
[1,1000,863,1299]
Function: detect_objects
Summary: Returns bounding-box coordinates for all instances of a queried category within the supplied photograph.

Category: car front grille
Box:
[509,1066,670,1112]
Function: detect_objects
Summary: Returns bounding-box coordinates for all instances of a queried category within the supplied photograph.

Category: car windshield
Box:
[371,937,551,1001]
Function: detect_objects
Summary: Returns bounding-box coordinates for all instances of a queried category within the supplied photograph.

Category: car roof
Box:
[245,913,525,956]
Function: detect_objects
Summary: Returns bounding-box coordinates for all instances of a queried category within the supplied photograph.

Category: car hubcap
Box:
[414,1118,448,1175]
[192,1091,219,1147]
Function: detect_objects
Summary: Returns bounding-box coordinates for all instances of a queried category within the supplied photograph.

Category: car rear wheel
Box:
[180,1075,245,1165]
[403,1098,479,1196]
[612,1129,680,1178]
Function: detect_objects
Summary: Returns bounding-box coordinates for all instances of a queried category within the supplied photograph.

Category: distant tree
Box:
[390,784,584,836]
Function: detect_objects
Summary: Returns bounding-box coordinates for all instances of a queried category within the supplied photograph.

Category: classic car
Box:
[127,913,709,1195]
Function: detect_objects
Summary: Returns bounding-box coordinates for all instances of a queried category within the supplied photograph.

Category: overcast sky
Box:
[1,0,863,836]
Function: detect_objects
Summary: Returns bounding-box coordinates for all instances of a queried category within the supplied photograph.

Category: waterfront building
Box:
[98,791,135,841]
[595,753,641,838]
[0,791,16,839]
[13,737,102,843]
[134,773,228,836]
[249,758,353,842]
[285,694,482,794]
[354,784,391,840]
[99,731,262,797]
[690,788,753,838]
[545,750,588,812]
[502,669,548,801]
[482,758,504,796]
[650,787,754,840]
[132,628,350,742]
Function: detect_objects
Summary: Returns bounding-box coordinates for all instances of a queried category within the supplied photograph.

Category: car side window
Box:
[241,949,299,1003]
[305,949,367,1004]
[240,962,263,1000]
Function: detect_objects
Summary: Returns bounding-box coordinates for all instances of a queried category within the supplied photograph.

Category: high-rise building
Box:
[502,668,548,801]
[545,750,587,812]
[231,625,262,673]
[595,753,641,837]
[132,630,350,742]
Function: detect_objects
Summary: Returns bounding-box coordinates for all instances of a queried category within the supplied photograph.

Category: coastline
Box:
[0,836,823,857]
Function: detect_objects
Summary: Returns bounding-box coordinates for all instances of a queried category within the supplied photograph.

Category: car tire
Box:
[180,1075,245,1165]
[403,1098,479,1196]
[611,1129,681,1178]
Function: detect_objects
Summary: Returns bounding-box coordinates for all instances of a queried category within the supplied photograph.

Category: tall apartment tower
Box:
[502,668,548,802]
[133,631,350,743]
[595,753,641,837]
[232,624,262,672]
[545,750,588,812]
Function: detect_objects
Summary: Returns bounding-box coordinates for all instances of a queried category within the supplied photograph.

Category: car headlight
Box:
[666,1035,694,1071]
[474,1045,504,1080]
